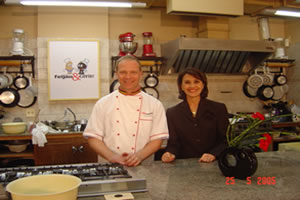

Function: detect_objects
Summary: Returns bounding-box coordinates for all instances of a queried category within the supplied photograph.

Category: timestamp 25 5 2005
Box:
[225,176,276,185]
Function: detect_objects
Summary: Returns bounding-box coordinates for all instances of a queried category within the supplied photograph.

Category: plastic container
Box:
[1,122,27,134]
[6,174,81,200]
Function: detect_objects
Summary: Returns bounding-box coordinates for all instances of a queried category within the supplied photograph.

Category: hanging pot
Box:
[257,85,274,101]
[272,85,287,101]
[109,79,120,93]
[247,69,264,89]
[260,66,273,86]
[142,87,159,99]
[0,87,20,107]
[242,81,257,98]
[13,64,29,89]
[274,73,287,85]
[218,147,258,180]
[144,66,159,88]
[17,76,37,108]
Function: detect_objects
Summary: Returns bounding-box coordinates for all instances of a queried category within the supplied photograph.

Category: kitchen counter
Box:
[123,151,300,200]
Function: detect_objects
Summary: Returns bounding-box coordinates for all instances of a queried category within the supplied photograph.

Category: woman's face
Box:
[181,74,204,98]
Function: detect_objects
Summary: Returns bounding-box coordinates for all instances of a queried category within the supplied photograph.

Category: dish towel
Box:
[31,122,49,147]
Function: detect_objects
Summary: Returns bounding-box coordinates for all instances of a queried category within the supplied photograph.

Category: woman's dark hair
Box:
[177,68,208,100]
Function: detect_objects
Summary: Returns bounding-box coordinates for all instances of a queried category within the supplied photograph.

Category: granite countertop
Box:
[127,151,300,200]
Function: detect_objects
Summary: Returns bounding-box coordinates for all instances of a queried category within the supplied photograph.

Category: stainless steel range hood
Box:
[160,37,275,75]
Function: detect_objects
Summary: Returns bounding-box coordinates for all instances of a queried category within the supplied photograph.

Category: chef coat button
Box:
[139,97,142,100]
[117,133,120,136]
[132,134,135,137]
[116,120,119,123]
[116,108,119,110]
[134,121,137,124]
[117,146,120,149]
[116,96,118,98]
[131,147,134,150]
[137,109,140,111]
[194,123,198,127]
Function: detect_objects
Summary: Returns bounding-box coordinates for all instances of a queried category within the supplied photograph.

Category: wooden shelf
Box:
[0,55,35,78]
[272,121,300,128]
[265,58,295,68]
[0,150,34,159]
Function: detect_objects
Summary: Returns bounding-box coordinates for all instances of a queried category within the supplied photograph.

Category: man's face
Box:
[116,59,142,93]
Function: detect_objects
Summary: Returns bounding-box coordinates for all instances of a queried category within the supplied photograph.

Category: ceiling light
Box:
[20,0,147,8]
[275,10,300,17]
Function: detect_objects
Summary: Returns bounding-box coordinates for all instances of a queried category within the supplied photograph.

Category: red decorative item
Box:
[252,112,265,120]
[142,32,156,57]
[259,133,272,152]
[118,32,138,56]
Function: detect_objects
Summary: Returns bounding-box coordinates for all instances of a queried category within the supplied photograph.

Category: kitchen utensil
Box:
[0,74,8,89]
[242,81,257,98]
[109,79,120,93]
[247,69,263,89]
[5,143,29,153]
[272,85,286,101]
[142,32,156,57]
[17,76,37,108]
[118,32,137,56]
[1,122,27,134]
[257,85,274,101]
[29,109,40,133]
[0,87,20,107]
[260,66,273,85]
[13,64,29,89]
[142,87,159,99]
[6,174,81,200]
[144,66,159,88]
[3,67,14,87]
[274,73,287,85]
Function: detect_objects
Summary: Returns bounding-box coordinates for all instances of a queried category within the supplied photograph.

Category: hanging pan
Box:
[260,66,274,86]
[144,66,159,88]
[274,73,287,85]
[142,86,159,99]
[242,81,257,98]
[13,64,29,89]
[0,87,20,107]
[257,85,274,101]
[109,79,120,93]
[17,76,37,108]
[247,69,264,89]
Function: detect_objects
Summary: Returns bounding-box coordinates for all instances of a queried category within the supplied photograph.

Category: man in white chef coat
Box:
[83,55,169,167]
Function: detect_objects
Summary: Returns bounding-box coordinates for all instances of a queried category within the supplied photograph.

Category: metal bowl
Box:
[119,42,138,54]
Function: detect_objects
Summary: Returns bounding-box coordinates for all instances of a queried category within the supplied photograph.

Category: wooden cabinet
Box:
[34,133,97,165]
[0,133,97,166]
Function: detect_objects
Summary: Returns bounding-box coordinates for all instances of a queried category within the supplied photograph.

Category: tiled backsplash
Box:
[0,37,265,124]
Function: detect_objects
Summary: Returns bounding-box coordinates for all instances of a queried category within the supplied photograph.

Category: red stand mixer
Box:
[142,32,156,57]
[118,32,138,56]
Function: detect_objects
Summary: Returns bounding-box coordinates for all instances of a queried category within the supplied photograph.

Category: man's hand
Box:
[161,152,176,163]
[122,153,142,167]
[109,154,126,165]
[199,153,216,163]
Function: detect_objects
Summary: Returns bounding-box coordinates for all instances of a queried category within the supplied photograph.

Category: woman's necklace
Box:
[192,111,197,117]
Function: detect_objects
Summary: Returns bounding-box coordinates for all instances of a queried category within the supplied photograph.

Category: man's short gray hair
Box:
[115,55,142,71]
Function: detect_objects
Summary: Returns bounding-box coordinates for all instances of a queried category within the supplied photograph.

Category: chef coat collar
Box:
[119,87,142,96]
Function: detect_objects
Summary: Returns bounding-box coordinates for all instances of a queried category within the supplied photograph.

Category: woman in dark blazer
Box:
[162,68,229,163]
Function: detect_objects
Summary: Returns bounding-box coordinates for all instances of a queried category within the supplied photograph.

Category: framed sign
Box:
[48,40,100,100]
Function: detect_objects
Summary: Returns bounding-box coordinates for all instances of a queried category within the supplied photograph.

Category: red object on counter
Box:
[142,32,156,57]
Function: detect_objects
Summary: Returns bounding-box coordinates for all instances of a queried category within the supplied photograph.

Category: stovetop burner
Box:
[0,163,131,186]
[0,163,147,197]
